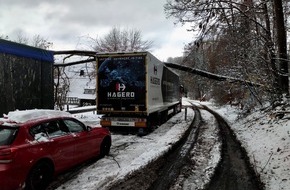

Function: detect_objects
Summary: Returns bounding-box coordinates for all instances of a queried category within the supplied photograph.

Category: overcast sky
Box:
[1,0,194,61]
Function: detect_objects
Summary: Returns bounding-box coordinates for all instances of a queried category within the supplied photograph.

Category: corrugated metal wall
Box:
[0,40,54,116]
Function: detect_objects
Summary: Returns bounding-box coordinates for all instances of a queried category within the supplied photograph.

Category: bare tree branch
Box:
[164,62,263,87]
[92,27,153,52]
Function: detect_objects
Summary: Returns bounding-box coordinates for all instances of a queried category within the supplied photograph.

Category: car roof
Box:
[0,109,72,125]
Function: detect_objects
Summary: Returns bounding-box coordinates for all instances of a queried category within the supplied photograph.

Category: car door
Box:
[62,119,101,163]
[38,120,76,171]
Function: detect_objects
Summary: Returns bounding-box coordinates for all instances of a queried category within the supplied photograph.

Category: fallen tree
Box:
[164,62,263,88]
[52,50,263,88]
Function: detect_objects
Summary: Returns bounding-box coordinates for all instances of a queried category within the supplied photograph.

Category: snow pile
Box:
[45,99,290,190]
[34,133,50,142]
[172,109,222,190]
[54,108,195,190]
[5,109,72,123]
[213,104,290,190]
[73,110,102,126]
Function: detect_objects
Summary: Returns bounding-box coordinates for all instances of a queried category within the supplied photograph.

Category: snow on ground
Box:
[55,105,195,190]
[209,103,290,190]
[51,98,289,190]
[170,108,221,190]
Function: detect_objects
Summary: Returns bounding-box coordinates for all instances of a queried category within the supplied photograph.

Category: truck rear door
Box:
[97,54,147,113]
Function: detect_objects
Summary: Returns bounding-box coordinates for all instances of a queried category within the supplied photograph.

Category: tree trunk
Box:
[263,2,279,94]
[273,0,289,95]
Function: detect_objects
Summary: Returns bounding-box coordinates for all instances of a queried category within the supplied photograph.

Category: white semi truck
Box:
[96,51,182,134]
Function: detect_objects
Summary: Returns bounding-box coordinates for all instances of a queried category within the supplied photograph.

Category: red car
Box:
[0,109,111,190]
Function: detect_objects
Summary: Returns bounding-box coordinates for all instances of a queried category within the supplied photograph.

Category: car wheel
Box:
[100,137,111,158]
[25,161,53,190]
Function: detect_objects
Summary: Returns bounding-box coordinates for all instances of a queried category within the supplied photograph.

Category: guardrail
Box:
[67,106,97,114]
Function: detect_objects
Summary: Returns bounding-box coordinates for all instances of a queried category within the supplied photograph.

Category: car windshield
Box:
[0,127,18,146]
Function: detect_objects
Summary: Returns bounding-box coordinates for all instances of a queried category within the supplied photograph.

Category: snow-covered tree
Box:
[164,0,289,108]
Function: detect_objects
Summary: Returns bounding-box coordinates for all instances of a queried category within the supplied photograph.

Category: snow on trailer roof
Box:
[2,109,72,124]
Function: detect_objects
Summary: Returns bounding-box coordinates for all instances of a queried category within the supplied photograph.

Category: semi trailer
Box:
[96,51,182,134]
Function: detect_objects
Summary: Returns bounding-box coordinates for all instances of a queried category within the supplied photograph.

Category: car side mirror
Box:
[87,126,92,131]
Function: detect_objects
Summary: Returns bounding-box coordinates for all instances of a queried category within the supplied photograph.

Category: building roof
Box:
[0,39,54,62]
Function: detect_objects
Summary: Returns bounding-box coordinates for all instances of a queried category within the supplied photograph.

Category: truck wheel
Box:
[100,137,111,158]
[162,111,168,124]
[25,161,53,190]
[146,120,153,132]
[137,128,146,136]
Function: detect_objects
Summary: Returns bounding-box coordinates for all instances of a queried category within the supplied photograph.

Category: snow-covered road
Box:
[47,99,290,190]
[49,106,196,189]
